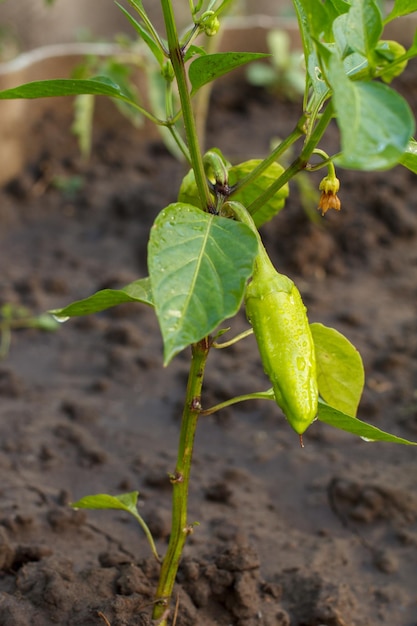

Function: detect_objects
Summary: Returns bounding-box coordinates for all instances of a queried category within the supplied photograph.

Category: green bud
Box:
[199,11,220,37]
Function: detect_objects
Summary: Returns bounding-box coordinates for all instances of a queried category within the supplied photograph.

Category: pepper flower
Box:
[318,174,341,216]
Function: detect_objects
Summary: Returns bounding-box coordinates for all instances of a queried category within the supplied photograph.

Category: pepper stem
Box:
[151,339,210,624]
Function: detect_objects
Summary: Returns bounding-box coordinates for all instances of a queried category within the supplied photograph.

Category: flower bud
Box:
[199,11,220,37]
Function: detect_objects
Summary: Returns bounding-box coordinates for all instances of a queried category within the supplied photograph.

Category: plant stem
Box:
[212,327,253,349]
[151,338,210,624]
[201,388,274,416]
[193,28,222,150]
[246,104,334,217]
[160,0,213,211]
[231,118,306,196]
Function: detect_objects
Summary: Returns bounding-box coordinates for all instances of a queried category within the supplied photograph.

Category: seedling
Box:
[1,1,417,623]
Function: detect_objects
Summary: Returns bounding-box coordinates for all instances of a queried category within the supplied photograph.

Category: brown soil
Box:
[1,69,417,626]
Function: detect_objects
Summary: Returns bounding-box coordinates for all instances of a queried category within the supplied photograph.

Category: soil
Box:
[1,67,417,626]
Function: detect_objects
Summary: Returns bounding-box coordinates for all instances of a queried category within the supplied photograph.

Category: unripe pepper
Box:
[222,201,318,435]
[245,235,318,435]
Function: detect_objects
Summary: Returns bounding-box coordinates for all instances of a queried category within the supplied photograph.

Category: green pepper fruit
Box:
[245,241,318,435]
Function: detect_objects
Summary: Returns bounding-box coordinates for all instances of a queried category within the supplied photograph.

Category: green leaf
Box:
[327,0,351,22]
[71,491,140,515]
[115,2,165,66]
[292,0,329,55]
[49,278,153,319]
[189,52,269,94]
[71,490,161,561]
[341,0,383,58]
[310,323,364,417]
[292,0,343,101]
[384,0,417,22]
[0,77,138,108]
[399,138,417,173]
[148,203,258,364]
[228,160,289,228]
[328,54,415,169]
[184,45,206,63]
[318,400,417,445]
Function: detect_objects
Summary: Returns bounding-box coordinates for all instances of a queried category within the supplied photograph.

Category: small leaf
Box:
[384,0,417,22]
[318,400,417,445]
[116,2,165,66]
[184,45,206,63]
[189,52,269,94]
[148,203,257,364]
[399,138,417,173]
[49,278,153,319]
[72,491,160,561]
[311,323,364,416]
[71,491,140,515]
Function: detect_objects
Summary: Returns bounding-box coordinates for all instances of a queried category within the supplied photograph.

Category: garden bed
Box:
[0,67,417,625]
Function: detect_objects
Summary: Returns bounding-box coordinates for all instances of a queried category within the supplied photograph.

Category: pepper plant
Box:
[1,0,417,623]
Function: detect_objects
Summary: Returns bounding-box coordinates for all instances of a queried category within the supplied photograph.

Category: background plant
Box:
[0,304,59,360]
[1,1,417,624]
[246,28,306,99]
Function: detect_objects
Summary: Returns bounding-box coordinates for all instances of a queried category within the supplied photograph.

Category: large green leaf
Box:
[328,54,415,169]
[317,400,417,445]
[310,323,364,417]
[49,278,153,319]
[148,203,257,364]
[189,52,268,94]
[399,138,417,173]
[0,76,139,107]
[384,0,417,22]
